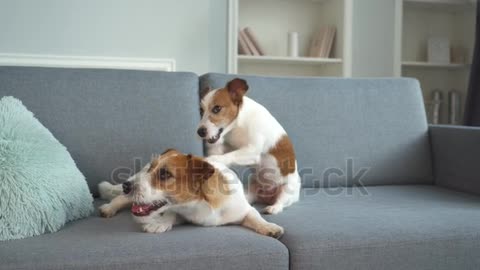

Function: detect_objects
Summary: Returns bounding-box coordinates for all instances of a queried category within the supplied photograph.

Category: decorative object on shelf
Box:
[309,25,336,58]
[287,31,299,57]
[239,29,260,56]
[244,27,265,56]
[451,46,466,64]
[428,37,450,64]
[448,89,461,125]
[430,89,443,124]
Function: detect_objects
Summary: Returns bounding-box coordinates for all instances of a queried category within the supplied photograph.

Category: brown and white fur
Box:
[197,78,300,215]
[98,149,284,238]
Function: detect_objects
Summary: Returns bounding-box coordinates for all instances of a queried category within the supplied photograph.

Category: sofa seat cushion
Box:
[265,185,480,270]
[0,201,288,270]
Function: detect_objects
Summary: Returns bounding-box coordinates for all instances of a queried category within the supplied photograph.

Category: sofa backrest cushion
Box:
[200,73,433,188]
[0,67,203,195]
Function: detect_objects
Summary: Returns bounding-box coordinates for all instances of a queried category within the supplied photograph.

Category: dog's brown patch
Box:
[208,88,240,126]
[148,149,180,173]
[160,148,177,156]
[268,135,296,176]
[200,78,248,128]
[200,168,230,209]
[149,152,229,208]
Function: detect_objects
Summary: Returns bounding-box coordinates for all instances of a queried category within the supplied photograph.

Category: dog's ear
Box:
[200,86,212,100]
[187,154,215,181]
[226,78,248,105]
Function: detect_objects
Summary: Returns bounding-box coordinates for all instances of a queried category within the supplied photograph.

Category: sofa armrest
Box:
[430,125,480,195]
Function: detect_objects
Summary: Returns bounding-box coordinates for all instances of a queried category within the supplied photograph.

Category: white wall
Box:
[351,0,396,77]
[0,0,228,74]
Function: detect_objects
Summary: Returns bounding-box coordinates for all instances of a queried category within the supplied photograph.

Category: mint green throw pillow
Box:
[0,96,93,241]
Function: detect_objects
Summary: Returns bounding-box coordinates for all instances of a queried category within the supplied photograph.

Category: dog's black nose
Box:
[197,127,207,138]
[122,181,133,194]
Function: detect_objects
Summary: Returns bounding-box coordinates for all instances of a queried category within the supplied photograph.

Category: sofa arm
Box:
[430,125,480,195]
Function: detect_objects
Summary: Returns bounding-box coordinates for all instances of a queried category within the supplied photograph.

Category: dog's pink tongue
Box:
[131,204,151,216]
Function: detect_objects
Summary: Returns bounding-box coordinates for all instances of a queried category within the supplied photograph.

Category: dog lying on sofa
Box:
[98,149,284,238]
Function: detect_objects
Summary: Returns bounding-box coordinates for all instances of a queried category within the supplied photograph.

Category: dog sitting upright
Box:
[98,149,284,238]
[197,78,300,214]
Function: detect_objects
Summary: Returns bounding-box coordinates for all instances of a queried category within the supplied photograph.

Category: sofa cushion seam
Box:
[287,234,480,254]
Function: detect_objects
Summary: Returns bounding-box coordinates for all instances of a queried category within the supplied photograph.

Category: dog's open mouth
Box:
[131,201,167,216]
[207,128,224,144]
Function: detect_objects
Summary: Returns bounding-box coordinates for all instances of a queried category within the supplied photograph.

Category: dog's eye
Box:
[158,168,172,181]
[212,105,222,114]
[200,108,204,117]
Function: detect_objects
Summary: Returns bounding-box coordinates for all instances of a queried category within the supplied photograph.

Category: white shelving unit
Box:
[402,61,470,69]
[396,0,476,124]
[403,0,474,11]
[228,0,352,77]
[238,55,343,65]
[227,0,476,124]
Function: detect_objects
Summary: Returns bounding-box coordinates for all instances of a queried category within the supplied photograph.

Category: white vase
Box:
[288,32,299,57]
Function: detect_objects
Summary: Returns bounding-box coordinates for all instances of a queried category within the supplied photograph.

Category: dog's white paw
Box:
[207,155,228,165]
[257,222,284,239]
[263,204,284,215]
[142,222,173,234]
[99,204,116,218]
[98,181,123,200]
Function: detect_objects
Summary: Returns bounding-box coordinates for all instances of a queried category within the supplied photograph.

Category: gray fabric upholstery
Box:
[3,69,480,270]
[263,185,480,270]
[200,73,433,187]
[430,125,480,195]
[0,67,203,195]
[0,201,288,270]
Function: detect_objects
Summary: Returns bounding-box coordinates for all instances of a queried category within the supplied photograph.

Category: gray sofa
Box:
[1,67,480,270]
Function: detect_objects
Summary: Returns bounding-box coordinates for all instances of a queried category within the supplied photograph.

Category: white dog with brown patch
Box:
[98,149,284,237]
[197,78,300,215]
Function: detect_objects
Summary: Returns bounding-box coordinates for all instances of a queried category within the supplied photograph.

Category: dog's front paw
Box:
[99,204,116,218]
[207,155,228,165]
[263,204,284,215]
[142,222,173,234]
[257,222,284,239]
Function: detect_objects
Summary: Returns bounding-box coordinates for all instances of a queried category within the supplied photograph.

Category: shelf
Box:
[237,55,343,65]
[404,0,474,12]
[254,0,330,3]
[402,61,470,69]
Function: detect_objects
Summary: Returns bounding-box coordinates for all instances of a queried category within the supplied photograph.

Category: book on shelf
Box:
[319,27,330,57]
[239,29,260,56]
[309,25,336,58]
[238,27,265,56]
[238,30,251,55]
[309,27,325,57]
[244,27,265,56]
[324,27,336,58]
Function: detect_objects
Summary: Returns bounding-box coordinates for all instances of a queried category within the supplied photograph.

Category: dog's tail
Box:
[98,181,123,200]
